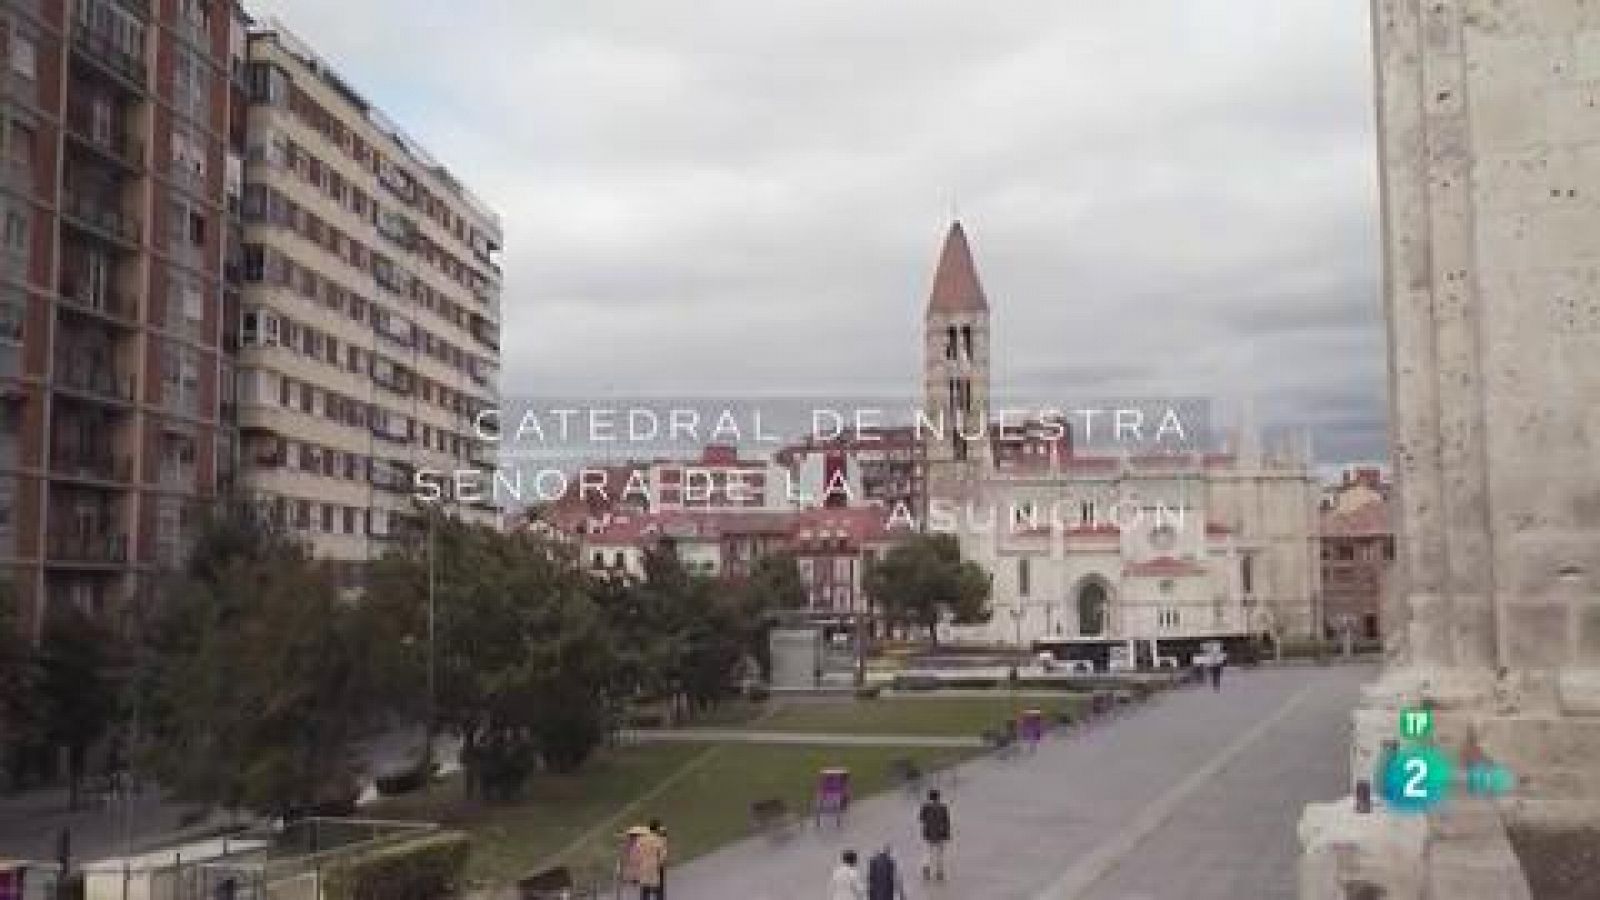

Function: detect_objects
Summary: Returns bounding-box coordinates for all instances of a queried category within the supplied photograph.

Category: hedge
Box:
[323,831,471,900]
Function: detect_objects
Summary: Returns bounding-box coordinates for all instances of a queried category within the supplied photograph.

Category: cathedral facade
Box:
[919,222,1323,661]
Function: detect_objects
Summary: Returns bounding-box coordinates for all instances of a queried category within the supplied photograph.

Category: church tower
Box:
[922,221,992,498]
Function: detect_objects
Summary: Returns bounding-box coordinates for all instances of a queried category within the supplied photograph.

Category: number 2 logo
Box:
[1403,758,1429,799]
[1383,747,1452,813]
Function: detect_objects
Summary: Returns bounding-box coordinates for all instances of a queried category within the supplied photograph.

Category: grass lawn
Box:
[371,740,970,890]
[371,742,707,887]
[554,743,971,885]
[756,694,1088,738]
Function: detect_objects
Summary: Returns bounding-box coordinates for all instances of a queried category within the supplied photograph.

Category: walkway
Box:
[668,664,1371,900]
[622,730,983,749]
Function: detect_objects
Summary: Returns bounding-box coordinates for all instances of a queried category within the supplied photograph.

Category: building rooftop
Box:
[245,16,502,238]
[926,220,988,314]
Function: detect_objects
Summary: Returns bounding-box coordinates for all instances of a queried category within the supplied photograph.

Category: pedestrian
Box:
[1209,658,1224,691]
[830,849,866,900]
[867,844,908,900]
[633,819,668,900]
[918,788,952,881]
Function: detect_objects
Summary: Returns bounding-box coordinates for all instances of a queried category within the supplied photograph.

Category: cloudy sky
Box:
[250,0,1388,465]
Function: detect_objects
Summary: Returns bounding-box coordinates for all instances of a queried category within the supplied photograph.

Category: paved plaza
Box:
[669,664,1373,900]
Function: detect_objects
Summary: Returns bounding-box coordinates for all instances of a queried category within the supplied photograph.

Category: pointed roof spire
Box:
[927,220,988,315]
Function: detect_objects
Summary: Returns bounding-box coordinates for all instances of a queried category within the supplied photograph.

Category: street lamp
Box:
[425,506,437,767]
[1007,604,1025,719]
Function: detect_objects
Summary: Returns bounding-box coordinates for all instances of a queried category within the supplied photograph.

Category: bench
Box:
[750,797,796,836]
[982,726,1018,758]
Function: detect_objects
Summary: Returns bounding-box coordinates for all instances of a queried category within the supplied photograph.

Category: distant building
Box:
[234,20,503,587]
[1322,466,1388,514]
[1319,472,1393,641]
[576,506,901,613]
[917,221,1324,663]
[776,427,926,514]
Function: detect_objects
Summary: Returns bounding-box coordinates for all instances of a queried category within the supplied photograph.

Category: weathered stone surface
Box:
[1299,803,1427,900]
[1302,0,1600,893]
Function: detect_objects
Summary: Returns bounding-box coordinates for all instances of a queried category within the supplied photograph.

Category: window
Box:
[9,32,36,79]
[0,289,24,343]
[1018,557,1030,597]
[3,208,27,254]
[5,120,34,176]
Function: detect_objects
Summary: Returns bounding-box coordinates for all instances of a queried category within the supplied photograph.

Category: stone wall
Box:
[1302,1,1600,895]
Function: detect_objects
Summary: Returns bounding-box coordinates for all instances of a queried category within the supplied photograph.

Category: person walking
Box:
[830,850,866,900]
[1209,653,1226,691]
[867,845,908,900]
[633,819,668,900]
[918,788,952,881]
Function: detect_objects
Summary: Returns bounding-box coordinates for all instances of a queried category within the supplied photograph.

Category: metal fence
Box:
[78,818,438,900]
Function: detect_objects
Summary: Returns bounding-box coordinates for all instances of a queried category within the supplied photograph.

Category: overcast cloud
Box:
[248,0,1387,465]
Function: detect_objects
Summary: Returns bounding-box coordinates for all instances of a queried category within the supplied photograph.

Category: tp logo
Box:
[1399,707,1433,741]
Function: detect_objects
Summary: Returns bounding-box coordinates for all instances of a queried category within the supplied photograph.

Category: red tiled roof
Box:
[926,221,988,314]
[1124,556,1206,577]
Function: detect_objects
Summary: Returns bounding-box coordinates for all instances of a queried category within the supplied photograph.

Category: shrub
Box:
[324,831,471,900]
[854,685,882,700]
[746,684,771,703]
[890,674,942,692]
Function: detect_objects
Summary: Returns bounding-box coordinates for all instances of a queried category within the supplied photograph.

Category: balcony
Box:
[157,462,198,489]
[50,450,134,485]
[46,530,130,566]
[0,343,21,380]
[371,417,411,445]
[54,363,136,406]
[71,25,148,92]
[369,463,411,494]
[373,318,415,351]
[57,279,138,326]
[371,367,414,397]
[64,108,145,173]
[61,191,142,250]
[2,156,36,196]
[469,316,499,353]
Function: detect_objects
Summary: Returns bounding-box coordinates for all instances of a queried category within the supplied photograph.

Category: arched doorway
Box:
[1076,579,1109,637]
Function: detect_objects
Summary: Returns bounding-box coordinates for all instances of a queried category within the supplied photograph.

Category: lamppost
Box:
[425,505,437,767]
[1007,604,1025,719]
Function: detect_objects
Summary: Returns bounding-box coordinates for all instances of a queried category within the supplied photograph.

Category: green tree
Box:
[142,501,393,818]
[0,580,41,787]
[367,514,622,796]
[36,608,120,809]
[745,551,807,611]
[863,533,991,644]
[613,543,768,717]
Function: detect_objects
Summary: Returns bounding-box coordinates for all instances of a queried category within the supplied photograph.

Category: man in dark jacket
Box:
[918,789,952,880]
[867,845,907,900]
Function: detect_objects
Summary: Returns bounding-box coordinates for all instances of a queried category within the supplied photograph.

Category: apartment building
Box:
[234,21,502,583]
[2,0,239,637]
